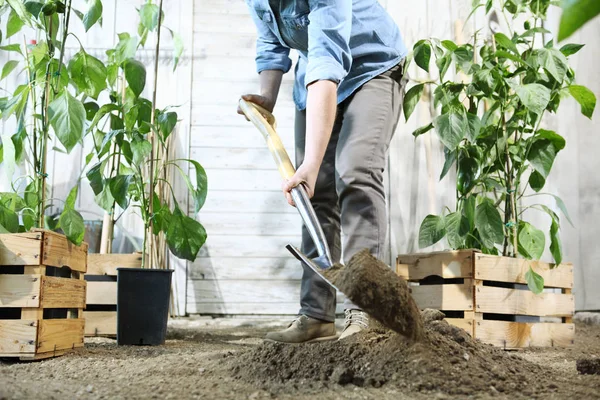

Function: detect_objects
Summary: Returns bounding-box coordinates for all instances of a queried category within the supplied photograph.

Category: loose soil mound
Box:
[577,358,600,375]
[232,312,557,397]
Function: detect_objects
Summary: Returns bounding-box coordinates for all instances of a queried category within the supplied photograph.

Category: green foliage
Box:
[558,0,600,41]
[404,0,596,279]
[525,266,545,294]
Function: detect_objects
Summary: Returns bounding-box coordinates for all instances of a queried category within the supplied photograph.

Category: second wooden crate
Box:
[84,253,142,337]
[397,250,574,349]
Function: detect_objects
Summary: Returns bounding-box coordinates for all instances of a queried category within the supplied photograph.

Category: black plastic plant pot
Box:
[117,268,173,346]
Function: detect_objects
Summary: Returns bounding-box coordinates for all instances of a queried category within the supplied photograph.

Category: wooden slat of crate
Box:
[0,232,43,266]
[410,279,474,311]
[0,275,42,307]
[84,311,117,336]
[446,318,474,336]
[397,250,475,281]
[474,254,573,289]
[0,320,37,354]
[40,277,87,308]
[86,281,117,305]
[38,230,88,272]
[476,286,574,317]
[37,319,85,353]
[474,320,575,348]
[87,254,142,275]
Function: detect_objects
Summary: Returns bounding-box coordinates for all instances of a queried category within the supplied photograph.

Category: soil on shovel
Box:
[323,249,424,341]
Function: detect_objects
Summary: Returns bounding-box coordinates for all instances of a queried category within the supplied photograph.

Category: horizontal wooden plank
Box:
[203,169,285,191]
[86,254,143,276]
[84,311,117,337]
[0,275,41,308]
[194,13,258,34]
[41,231,88,272]
[410,280,474,311]
[196,190,296,214]
[475,320,575,348]
[195,0,251,15]
[192,79,294,107]
[193,56,260,81]
[396,250,475,281]
[41,277,86,309]
[0,232,42,266]
[190,126,295,149]
[197,212,302,236]
[193,32,256,57]
[191,147,294,170]
[476,286,574,317]
[198,235,300,258]
[86,281,117,305]
[37,319,85,353]
[474,254,573,289]
[188,302,345,315]
[187,279,344,304]
[0,320,37,354]
[446,318,474,336]
[189,257,302,280]
[192,105,295,128]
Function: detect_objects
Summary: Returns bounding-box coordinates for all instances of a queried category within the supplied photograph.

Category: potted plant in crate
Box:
[0,0,92,359]
[80,0,207,345]
[398,0,596,348]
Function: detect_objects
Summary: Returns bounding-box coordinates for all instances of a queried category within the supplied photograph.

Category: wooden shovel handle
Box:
[238,98,296,180]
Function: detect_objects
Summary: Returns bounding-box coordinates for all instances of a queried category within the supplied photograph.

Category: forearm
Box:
[259,70,284,110]
[303,80,338,168]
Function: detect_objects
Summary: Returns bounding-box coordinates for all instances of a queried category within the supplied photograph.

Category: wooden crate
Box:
[397,250,575,349]
[0,230,88,360]
[84,253,142,337]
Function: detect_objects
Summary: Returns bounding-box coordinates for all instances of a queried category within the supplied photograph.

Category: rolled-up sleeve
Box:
[247,3,292,74]
[305,0,352,87]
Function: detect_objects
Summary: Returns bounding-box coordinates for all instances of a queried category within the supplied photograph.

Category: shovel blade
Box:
[286,244,340,292]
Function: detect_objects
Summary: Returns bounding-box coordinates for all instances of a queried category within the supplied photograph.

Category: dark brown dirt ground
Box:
[1,319,599,400]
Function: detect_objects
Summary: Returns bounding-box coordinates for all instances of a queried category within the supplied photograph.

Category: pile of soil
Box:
[231,311,588,397]
[577,358,600,375]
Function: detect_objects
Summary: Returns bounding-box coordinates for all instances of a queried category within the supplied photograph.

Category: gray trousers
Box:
[295,62,407,322]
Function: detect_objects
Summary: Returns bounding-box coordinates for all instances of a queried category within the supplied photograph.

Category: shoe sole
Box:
[263,334,338,344]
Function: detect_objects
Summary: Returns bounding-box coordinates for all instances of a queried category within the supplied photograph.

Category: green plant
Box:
[403,0,596,293]
[558,0,600,41]
[82,0,206,267]
[0,0,88,243]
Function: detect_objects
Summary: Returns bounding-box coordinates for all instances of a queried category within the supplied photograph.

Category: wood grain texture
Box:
[40,231,88,272]
[0,232,43,266]
[192,105,295,128]
[397,250,475,280]
[446,318,474,336]
[191,147,293,170]
[86,254,143,276]
[475,320,575,348]
[474,254,573,288]
[196,213,301,236]
[86,282,117,305]
[83,311,117,337]
[197,235,300,258]
[0,320,37,354]
[0,275,41,307]
[188,257,301,280]
[190,126,294,149]
[195,190,296,214]
[41,277,87,309]
[37,319,85,353]
[201,169,283,191]
[476,286,574,317]
[187,302,345,315]
[410,280,474,311]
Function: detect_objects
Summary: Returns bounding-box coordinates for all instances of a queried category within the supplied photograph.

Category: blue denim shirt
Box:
[246,0,408,110]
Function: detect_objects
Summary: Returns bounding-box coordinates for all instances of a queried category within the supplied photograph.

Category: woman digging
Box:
[238,0,409,343]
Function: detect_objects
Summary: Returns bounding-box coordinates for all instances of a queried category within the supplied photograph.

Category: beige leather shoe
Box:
[265,315,337,343]
[338,309,369,340]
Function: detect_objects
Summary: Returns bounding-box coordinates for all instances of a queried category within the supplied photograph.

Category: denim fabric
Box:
[246,0,408,110]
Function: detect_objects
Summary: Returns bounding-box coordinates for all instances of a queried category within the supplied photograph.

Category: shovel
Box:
[238,99,339,290]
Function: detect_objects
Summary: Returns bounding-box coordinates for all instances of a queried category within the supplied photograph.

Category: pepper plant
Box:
[403,0,596,292]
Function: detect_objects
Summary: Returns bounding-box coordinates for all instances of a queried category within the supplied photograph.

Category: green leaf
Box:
[173,159,208,213]
[86,162,104,195]
[550,193,574,227]
[2,84,29,122]
[532,48,569,82]
[528,170,546,192]
[436,54,452,81]
[550,218,562,265]
[170,29,184,71]
[131,138,152,165]
[525,266,544,294]
[158,111,177,140]
[418,214,446,248]
[166,205,207,261]
[537,129,566,151]
[560,43,584,56]
[25,1,44,17]
[82,0,102,31]
[139,3,160,31]
[0,60,19,80]
[59,208,85,245]
[512,83,551,115]
[558,0,600,41]
[445,211,469,249]
[518,221,546,260]
[440,148,456,181]
[1,132,16,182]
[48,91,86,153]
[0,203,19,233]
[568,85,596,119]
[88,103,119,133]
[413,40,431,72]
[433,112,468,150]
[108,174,132,209]
[403,84,424,121]
[412,123,434,139]
[69,49,107,99]
[6,8,24,38]
[94,185,114,212]
[115,33,138,64]
[64,185,78,210]
[494,32,518,54]
[84,101,99,121]
[7,0,31,22]
[441,40,458,51]
[475,198,504,248]
[465,113,482,143]
[123,59,146,98]
[0,44,23,55]
[527,138,557,179]
[24,180,40,209]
